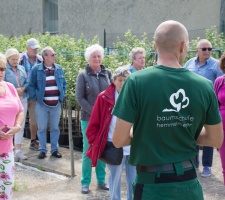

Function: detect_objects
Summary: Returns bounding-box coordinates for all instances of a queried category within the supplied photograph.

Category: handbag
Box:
[100,141,123,165]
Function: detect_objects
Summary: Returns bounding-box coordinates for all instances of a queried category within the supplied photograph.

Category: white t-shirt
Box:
[107,89,130,155]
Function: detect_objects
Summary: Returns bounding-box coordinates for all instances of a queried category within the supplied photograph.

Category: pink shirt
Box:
[0,81,23,153]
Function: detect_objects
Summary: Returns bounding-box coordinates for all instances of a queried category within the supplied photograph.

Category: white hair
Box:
[84,44,104,62]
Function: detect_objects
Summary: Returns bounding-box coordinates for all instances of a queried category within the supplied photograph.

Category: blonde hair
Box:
[129,47,146,60]
[5,48,20,60]
[0,53,6,68]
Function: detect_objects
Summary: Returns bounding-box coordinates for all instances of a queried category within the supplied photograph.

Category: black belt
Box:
[136,160,193,173]
[155,168,196,183]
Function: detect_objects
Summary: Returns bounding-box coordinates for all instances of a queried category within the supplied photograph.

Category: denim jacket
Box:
[28,63,67,104]
[4,62,28,98]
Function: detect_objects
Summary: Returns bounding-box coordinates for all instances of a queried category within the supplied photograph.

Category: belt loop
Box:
[173,162,184,176]
[156,165,163,178]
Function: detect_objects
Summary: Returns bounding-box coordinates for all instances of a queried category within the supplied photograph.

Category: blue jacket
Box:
[28,62,67,103]
[4,62,28,98]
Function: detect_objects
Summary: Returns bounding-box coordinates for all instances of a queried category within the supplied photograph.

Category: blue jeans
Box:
[196,145,213,167]
[80,120,106,186]
[107,155,136,200]
[35,102,61,153]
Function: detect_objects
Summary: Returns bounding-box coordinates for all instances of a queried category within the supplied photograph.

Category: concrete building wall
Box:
[0,0,43,37]
[0,0,221,46]
[59,0,221,45]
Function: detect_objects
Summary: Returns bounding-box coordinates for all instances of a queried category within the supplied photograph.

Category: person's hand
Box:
[16,87,24,97]
[0,125,20,140]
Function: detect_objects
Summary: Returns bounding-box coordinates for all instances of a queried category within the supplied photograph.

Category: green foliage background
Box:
[0,27,224,107]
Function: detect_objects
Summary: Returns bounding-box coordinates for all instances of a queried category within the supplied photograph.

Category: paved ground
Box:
[13,138,224,200]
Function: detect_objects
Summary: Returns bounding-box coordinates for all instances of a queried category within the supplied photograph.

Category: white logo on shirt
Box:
[163,89,189,112]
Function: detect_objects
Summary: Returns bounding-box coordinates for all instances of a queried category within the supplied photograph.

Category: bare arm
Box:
[112,118,133,148]
[0,110,24,139]
[197,122,223,148]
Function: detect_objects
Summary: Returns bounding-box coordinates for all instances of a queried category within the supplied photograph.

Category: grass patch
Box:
[14,182,28,191]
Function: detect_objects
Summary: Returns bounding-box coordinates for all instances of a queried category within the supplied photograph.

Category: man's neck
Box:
[44,61,53,67]
[157,58,182,68]
[198,57,207,66]
[27,54,37,64]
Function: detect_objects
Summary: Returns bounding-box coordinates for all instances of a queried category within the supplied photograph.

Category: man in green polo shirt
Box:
[112,20,223,200]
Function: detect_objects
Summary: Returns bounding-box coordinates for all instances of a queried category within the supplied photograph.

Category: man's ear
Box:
[180,41,185,54]
[154,43,157,52]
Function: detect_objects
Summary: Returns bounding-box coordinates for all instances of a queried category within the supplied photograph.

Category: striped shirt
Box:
[43,66,60,106]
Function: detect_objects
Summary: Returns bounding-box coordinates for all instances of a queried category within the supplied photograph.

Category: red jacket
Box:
[86,83,115,167]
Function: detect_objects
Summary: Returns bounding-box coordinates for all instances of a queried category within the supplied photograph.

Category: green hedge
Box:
[0,27,224,107]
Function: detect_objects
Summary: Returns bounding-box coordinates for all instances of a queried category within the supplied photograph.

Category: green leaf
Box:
[3,160,11,164]
[4,181,12,185]
[0,164,5,170]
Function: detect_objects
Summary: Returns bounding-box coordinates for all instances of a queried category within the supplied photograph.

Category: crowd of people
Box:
[0,20,225,199]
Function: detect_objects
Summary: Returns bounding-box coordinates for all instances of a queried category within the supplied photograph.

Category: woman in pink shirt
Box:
[0,53,24,200]
[214,52,225,186]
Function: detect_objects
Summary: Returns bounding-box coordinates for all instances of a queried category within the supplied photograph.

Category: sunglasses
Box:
[0,68,6,72]
[199,48,212,51]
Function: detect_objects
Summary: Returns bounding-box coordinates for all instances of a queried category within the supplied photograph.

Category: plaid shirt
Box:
[19,52,43,80]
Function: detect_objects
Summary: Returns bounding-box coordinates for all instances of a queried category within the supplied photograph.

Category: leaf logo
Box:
[163,89,189,112]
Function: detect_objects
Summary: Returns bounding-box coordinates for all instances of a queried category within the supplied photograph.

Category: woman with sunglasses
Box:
[214,52,225,186]
[86,67,136,200]
[4,48,29,162]
[0,53,24,199]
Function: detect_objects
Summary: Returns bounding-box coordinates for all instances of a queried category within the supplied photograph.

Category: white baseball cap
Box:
[26,38,40,49]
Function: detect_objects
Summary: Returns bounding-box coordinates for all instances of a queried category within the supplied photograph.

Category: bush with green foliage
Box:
[0,27,224,107]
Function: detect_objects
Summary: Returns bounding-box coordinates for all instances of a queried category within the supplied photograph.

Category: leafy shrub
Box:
[0,27,224,107]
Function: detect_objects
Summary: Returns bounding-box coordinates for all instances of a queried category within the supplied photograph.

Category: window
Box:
[45,0,59,34]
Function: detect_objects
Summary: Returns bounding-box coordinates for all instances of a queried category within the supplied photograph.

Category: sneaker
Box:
[81,185,89,194]
[98,183,109,190]
[29,140,39,151]
[14,151,28,162]
[201,166,211,177]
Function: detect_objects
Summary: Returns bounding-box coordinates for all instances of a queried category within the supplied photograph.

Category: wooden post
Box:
[67,100,75,177]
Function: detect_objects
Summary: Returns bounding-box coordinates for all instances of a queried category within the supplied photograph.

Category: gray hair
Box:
[129,47,146,60]
[196,39,212,48]
[112,66,131,81]
[41,46,54,59]
[85,44,104,62]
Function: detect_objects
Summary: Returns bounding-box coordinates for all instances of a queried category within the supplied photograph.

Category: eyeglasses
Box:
[199,48,212,51]
[0,68,6,72]
[46,53,56,57]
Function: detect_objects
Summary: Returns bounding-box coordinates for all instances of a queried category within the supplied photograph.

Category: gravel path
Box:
[13,151,225,200]
[13,163,110,200]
